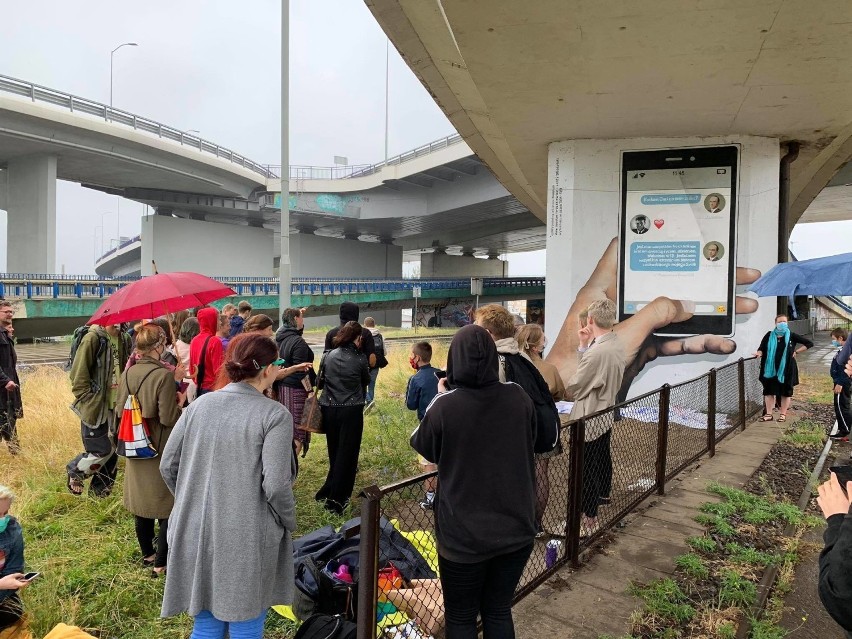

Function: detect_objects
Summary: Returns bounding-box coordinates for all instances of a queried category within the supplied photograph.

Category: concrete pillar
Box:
[420,251,507,278]
[6,155,57,273]
[544,136,779,395]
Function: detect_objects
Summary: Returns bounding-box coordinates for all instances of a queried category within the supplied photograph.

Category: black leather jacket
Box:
[317,343,370,407]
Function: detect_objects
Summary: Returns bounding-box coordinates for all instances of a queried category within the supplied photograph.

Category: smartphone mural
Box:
[620,147,738,337]
[543,138,779,398]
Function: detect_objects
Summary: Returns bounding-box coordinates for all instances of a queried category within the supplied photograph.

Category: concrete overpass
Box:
[365,0,852,395]
[0,274,544,339]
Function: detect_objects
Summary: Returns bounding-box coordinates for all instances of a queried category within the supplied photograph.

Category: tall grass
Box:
[2,340,448,638]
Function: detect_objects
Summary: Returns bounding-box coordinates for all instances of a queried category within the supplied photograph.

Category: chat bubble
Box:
[630,242,700,272]
[640,194,702,205]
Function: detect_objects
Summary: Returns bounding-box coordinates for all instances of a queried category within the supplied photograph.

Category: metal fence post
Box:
[357,486,382,639]
[738,358,747,431]
[708,370,717,458]
[566,419,585,568]
[655,385,671,495]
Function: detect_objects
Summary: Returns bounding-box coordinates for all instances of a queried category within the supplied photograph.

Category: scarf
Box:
[764,324,791,383]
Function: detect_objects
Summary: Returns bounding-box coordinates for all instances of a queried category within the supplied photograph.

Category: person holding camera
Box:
[817,471,852,638]
[0,485,27,632]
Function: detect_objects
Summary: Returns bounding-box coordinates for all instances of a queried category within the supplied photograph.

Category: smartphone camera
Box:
[690,156,695,162]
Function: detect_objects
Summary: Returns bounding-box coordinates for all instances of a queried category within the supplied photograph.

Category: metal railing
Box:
[94,235,142,264]
[0,73,276,180]
[0,274,544,300]
[267,132,467,181]
[354,357,763,638]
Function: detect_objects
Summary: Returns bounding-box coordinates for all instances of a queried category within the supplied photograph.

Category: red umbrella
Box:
[87,272,236,326]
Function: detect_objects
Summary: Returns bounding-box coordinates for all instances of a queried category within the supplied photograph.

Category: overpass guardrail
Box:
[0,275,545,301]
[0,73,276,180]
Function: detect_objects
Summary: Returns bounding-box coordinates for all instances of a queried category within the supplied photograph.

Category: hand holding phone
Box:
[434,370,446,380]
[817,468,852,519]
[23,572,40,582]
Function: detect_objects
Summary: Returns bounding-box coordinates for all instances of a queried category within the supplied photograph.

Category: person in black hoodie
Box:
[411,324,536,639]
[275,308,316,456]
[817,471,852,638]
[325,302,376,369]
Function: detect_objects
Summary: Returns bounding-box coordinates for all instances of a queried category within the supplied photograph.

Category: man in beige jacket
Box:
[567,299,626,533]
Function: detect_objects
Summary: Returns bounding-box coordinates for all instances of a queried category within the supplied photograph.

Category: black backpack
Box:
[373,332,388,369]
[294,614,356,639]
[65,326,106,372]
[501,354,560,454]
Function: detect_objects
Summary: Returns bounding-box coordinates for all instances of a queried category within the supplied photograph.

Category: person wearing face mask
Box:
[0,485,27,632]
[830,328,852,441]
[275,308,316,457]
[116,323,185,577]
[160,333,297,639]
[315,321,370,514]
[405,342,440,509]
[754,314,813,422]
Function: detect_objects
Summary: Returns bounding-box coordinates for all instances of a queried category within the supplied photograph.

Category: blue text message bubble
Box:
[640,194,701,205]
[630,242,700,272]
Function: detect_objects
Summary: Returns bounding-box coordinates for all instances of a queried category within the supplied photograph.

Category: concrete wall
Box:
[545,135,780,396]
[419,252,507,278]
[290,233,403,327]
[140,215,274,277]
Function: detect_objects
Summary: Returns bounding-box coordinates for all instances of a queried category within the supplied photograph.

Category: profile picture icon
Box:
[703,242,724,262]
[704,193,726,214]
[630,215,650,235]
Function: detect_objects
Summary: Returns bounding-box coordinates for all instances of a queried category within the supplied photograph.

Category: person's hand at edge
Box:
[817,472,852,519]
[0,574,29,591]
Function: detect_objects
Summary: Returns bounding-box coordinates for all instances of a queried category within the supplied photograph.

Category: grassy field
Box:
[3,340,447,638]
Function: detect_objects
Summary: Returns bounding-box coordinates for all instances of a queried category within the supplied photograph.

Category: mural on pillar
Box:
[526,299,545,326]
[543,139,780,401]
[414,300,475,328]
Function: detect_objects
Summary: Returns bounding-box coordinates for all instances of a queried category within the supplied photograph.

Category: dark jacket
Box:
[757,331,813,388]
[0,517,24,604]
[275,325,315,388]
[228,315,245,338]
[819,512,852,632]
[190,308,224,391]
[0,326,21,417]
[324,302,376,368]
[318,343,370,407]
[410,324,536,563]
[405,364,440,421]
[832,349,852,389]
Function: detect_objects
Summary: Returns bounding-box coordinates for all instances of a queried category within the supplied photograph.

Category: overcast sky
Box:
[0,0,848,276]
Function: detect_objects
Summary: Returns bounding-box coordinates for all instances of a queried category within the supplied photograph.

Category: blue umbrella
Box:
[748,252,852,297]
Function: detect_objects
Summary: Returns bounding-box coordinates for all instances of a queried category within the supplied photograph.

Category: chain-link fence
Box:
[356,357,763,639]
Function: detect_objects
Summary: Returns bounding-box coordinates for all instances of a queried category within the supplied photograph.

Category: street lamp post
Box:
[110,42,138,108]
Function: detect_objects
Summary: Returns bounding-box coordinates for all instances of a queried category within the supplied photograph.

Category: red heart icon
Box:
[653,219,664,229]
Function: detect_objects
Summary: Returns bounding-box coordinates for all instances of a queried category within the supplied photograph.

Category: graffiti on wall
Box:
[414,300,475,328]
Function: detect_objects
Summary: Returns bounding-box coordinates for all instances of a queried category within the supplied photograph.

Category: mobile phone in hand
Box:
[23,572,40,582]
[434,370,447,380]
[830,466,852,495]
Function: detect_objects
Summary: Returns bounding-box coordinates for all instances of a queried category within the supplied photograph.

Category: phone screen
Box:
[619,146,738,336]
[830,466,852,494]
[23,572,39,581]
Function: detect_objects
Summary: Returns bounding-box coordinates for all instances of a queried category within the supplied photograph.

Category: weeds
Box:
[674,553,709,580]
[687,536,717,553]
[718,570,758,608]
[780,419,826,448]
[629,579,696,624]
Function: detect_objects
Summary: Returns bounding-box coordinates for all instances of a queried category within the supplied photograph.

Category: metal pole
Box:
[116,198,120,245]
[567,419,584,568]
[738,358,747,431]
[655,385,671,495]
[110,51,113,108]
[707,369,717,458]
[357,486,382,639]
[384,38,389,163]
[279,0,292,315]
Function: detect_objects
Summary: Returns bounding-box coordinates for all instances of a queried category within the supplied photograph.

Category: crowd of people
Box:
[2,294,852,638]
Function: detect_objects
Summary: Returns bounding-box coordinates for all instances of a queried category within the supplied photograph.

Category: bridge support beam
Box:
[6,155,57,273]
[419,251,507,278]
[544,136,780,396]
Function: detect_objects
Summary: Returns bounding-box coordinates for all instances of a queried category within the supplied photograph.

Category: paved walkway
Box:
[796,331,838,375]
[513,417,785,638]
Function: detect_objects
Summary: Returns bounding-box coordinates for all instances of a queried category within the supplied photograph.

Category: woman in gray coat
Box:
[160,332,297,638]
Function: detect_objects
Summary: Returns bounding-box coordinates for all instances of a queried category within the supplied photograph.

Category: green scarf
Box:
[764,324,791,383]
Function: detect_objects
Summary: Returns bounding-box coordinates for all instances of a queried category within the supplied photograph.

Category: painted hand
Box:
[547,238,761,399]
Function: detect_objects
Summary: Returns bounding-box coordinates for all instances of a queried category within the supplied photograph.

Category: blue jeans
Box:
[190,610,266,639]
[366,368,380,403]
[438,543,533,639]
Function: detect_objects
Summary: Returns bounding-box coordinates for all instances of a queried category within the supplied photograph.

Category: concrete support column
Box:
[6,155,57,273]
[419,251,507,278]
[545,136,779,395]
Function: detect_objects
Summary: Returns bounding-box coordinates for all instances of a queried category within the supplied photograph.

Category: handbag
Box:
[300,359,324,434]
[293,614,356,639]
[116,368,159,458]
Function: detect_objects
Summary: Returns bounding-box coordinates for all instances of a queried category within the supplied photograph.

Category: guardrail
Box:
[355,357,764,638]
[265,132,467,181]
[0,73,276,180]
[95,234,142,264]
[0,275,544,300]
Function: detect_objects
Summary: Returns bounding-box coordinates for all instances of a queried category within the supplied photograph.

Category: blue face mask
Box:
[832,340,842,348]
[775,322,788,332]
[0,515,10,534]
